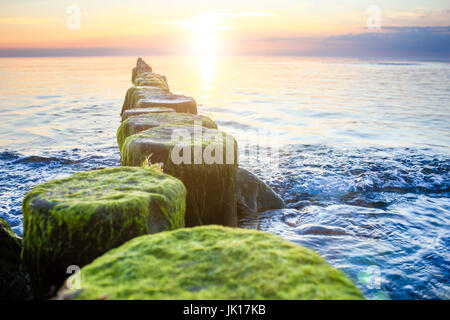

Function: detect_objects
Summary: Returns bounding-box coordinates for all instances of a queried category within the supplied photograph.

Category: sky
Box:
[0,0,449,58]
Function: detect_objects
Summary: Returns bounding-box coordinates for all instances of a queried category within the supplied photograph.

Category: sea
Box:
[0,56,448,299]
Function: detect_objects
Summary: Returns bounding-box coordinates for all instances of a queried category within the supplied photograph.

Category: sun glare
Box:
[183,14,226,56]
[193,33,219,56]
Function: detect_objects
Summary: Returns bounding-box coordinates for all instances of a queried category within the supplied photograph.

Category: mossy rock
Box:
[57,226,364,300]
[131,57,152,83]
[117,112,218,152]
[122,86,170,115]
[122,125,238,227]
[122,107,175,122]
[0,218,32,299]
[136,94,197,115]
[133,72,170,90]
[22,167,186,298]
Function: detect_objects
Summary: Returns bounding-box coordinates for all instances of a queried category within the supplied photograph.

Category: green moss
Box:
[0,218,32,299]
[121,125,238,226]
[22,166,186,298]
[132,58,152,83]
[117,113,218,152]
[133,72,169,90]
[58,226,364,300]
[137,94,197,115]
[121,107,175,121]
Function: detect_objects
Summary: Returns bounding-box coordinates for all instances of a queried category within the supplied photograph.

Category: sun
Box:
[193,33,219,56]
[182,14,225,56]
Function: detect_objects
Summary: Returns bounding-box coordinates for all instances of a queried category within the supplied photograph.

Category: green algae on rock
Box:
[122,107,175,122]
[134,72,170,90]
[132,57,152,83]
[122,86,170,115]
[22,166,186,298]
[0,218,32,299]
[121,125,238,227]
[137,94,197,115]
[117,112,218,152]
[57,226,364,300]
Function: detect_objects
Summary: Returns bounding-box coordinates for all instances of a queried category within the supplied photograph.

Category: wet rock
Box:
[121,125,238,227]
[22,167,186,298]
[0,218,32,299]
[237,168,285,213]
[121,107,175,122]
[56,226,364,300]
[131,57,152,83]
[134,72,170,90]
[122,86,170,115]
[117,112,217,151]
[295,224,349,236]
[137,94,197,115]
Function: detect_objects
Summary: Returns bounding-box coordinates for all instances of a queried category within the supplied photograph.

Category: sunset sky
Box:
[0,0,449,58]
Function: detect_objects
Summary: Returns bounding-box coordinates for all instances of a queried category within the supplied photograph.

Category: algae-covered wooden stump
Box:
[0,218,31,299]
[136,94,197,115]
[117,112,218,152]
[122,89,197,116]
[122,107,175,121]
[57,226,364,300]
[22,167,186,298]
[131,57,152,83]
[134,72,170,89]
[122,86,170,115]
[121,125,238,227]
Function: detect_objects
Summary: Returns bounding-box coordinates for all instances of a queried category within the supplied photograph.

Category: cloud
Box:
[218,12,273,18]
[240,26,450,59]
[153,11,273,31]
[0,17,56,25]
[324,26,450,58]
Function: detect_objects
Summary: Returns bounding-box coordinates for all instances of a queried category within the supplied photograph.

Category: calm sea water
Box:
[0,56,449,299]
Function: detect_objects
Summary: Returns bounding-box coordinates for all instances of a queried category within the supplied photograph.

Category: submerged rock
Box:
[237,168,285,213]
[117,112,218,152]
[22,167,186,298]
[121,125,238,227]
[56,226,364,300]
[121,107,175,122]
[0,218,32,299]
[137,94,197,115]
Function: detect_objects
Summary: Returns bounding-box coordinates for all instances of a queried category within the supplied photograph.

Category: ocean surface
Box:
[0,56,449,299]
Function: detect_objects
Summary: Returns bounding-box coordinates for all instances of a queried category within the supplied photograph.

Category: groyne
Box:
[0,58,363,299]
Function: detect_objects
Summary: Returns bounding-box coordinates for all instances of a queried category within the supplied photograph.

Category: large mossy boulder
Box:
[121,125,238,227]
[56,226,364,300]
[0,218,32,299]
[136,94,197,115]
[117,112,218,152]
[237,168,285,213]
[22,167,186,298]
[122,107,175,121]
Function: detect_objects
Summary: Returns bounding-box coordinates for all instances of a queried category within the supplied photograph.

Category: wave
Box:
[11,155,74,165]
[241,144,450,208]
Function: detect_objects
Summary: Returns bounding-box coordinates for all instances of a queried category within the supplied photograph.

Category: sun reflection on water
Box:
[197,56,216,94]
